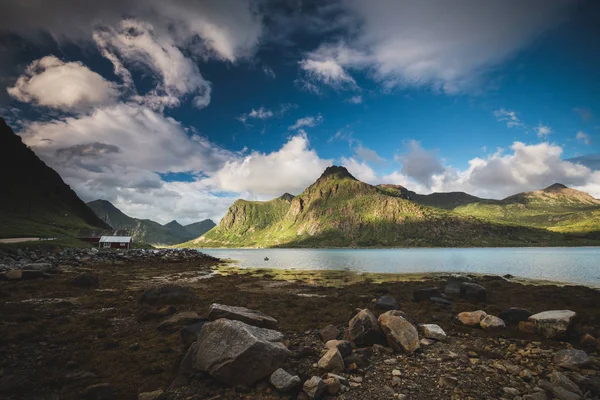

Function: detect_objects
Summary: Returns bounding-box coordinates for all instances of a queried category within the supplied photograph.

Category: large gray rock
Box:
[208,303,278,329]
[190,318,290,386]
[348,309,383,346]
[378,311,420,353]
[529,310,576,339]
[554,349,591,370]
[538,379,581,400]
[460,282,487,303]
[269,368,301,392]
[549,371,583,396]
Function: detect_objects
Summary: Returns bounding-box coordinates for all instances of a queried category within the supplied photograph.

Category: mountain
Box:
[179,166,592,248]
[87,199,214,245]
[0,118,110,238]
[452,183,600,236]
[377,184,482,209]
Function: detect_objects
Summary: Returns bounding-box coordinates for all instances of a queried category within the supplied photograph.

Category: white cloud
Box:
[238,107,274,124]
[289,114,324,130]
[0,0,262,63]
[94,19,211,110]
[341,157,378,183]
[494,109,522,128]
[536,124,552,137]
[347,95,362,104]
[576,131,591,145]
[208,133,332,197]
[301,0,574,93]
[395,140,444,186]
[7,56,119,111]
[299,58,358,90]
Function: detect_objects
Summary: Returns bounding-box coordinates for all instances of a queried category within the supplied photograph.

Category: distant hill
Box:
[87,199,214,245]
[178,166,592,248]
[0,118,110,238]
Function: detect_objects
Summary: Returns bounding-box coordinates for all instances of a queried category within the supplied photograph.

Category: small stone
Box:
[503,387,520,396]
[438,376,458,388]
[580,334,598,349]
[319,325,340,342]
[523,393,547,400]
[384,358,397,365]
[324,340,353,357]
[303,376,326,399]
[327,373,348,386]
[480,315,506,330]
[351,376,363,383]
[457,310,487,326]
[519,369,533,381]
[499,308,532,325]
[392,369,401,377]
[324,377,341,395]
[518,321,536,334]
[420,338,435,346]
[419,324,447,341]
[270,368,301,392]
[138,390,164,400]
[317,348,344,372]
[85,383,115,400]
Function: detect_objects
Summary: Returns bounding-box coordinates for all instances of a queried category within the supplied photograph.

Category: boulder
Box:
[140,285,196,305]
[269,368,301,392]
[444,277,467,295]
[157,312,203,332]
[480,315,506,330]
[4,270,22,280]
[549,371,583,396]
[189,318,290,386]
[324,340,353,357]
[317,348,344,372]
[348,309,384,346]
[499,308,532,325]
[378,311,420,353]
[319,325,340,342]
[457,310,487,326]
[413,287,441,302]
[303,376,326,399]
[538,379,581,400]
[375,295,400,310]
[529,310,576,339]
[419,324,447,341]
[71,273,99,288]
[554,349,591,370]
[459,283,487,303]
[180,321,208,346]
[324,377,341,395]
[208,303,278,329]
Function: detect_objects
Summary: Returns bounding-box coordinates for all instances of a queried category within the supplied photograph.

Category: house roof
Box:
[99,236,132,243]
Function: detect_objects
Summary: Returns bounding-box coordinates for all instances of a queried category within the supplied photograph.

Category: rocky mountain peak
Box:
[317,166,357,182]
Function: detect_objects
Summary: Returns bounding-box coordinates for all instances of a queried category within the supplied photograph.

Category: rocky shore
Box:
[0,248,599,399]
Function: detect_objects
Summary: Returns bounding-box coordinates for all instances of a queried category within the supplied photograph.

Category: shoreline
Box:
[1,249,599,399]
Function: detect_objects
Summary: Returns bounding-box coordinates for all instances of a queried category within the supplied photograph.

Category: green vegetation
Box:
[179,166,600,248]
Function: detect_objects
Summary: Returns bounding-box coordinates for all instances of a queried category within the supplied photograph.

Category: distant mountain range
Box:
[0,118,110,238]
[179,165,600,248]
[87,200,215,245]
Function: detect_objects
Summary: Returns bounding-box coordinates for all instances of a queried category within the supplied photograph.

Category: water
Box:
[199,247,600,287]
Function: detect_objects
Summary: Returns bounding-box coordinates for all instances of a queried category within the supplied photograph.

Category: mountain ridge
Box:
[87,199,215,245]
[180,166,600,248]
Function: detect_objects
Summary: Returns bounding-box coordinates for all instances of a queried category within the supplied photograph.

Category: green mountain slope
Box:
[452,183,600,236]
[87,200,214,245]
[180,166,591,248]
[184,220,216,237]
[0,118,110,238]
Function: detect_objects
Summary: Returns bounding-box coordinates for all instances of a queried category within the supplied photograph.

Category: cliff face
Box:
[0,118,110,237]
[181,166,583,248]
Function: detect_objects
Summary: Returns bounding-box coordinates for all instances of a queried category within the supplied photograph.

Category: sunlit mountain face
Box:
[1,0,599,224]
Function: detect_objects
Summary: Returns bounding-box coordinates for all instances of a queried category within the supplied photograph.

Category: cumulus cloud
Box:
[7,56,119,111]
[395,141,445,187]
[299,58,358,90]
[494,109,522,128]
[301,0,574,93]
[576,131,591,145]
[208,133,332,197]
[536,124,552,137]
[289,114,323,130]
[94,20,211,110]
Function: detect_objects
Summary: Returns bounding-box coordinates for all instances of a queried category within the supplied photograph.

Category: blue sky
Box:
[1,0,600,223]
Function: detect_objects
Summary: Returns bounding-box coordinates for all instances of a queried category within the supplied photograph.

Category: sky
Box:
[1,0,600,224]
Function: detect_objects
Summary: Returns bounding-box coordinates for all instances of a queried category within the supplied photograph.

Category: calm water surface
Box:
[199,247,600,287]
